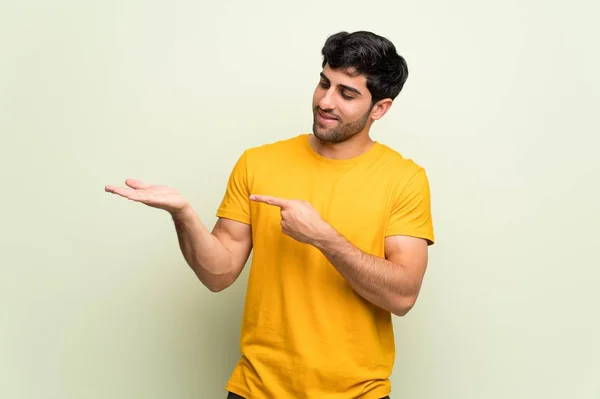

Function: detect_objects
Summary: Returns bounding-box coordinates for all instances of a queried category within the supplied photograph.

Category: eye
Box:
[341,91,355,100]
[319,80,329,89]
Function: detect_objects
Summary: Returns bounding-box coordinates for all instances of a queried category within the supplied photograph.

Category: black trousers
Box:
[227,392,390,399]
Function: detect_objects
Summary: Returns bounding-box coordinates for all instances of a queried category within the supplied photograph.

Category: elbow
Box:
[206,283,226,293]
[196,271,234,293]
[204,278,233,293]
[391,295,418,317]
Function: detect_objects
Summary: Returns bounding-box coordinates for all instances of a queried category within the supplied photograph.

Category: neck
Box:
[309,132,374,160]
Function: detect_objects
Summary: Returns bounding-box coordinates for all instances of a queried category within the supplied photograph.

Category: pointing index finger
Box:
[249,194,289,208]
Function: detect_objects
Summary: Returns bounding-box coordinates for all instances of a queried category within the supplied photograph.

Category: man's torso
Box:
[218,134,430,398]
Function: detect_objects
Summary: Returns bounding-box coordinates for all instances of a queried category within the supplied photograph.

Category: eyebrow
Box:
[320,72,362,96]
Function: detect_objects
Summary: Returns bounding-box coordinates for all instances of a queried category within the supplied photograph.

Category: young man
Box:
[106,31,435,399]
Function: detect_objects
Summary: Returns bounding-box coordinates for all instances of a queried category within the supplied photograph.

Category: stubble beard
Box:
[312,109,370,144]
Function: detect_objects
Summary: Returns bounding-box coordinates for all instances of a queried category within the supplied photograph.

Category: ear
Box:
[370,99,393,121]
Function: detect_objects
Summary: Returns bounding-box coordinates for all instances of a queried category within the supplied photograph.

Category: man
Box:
[106,31,434,399]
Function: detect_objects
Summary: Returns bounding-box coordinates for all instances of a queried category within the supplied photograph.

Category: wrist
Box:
[170,204,193,221]
[312,222,339,251]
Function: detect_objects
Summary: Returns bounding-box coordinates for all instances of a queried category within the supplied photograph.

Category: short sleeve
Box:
[216,151,251,225]
[385,168,435,245]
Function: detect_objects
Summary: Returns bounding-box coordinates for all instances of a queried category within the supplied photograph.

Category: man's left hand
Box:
[249,194,331,245]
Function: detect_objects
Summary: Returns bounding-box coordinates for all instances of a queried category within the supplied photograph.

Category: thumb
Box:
[125,179,152,190]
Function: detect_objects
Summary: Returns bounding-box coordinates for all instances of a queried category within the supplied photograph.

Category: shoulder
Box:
[375,142,429,186]
[242,134,308,165]
[245,134,306,154]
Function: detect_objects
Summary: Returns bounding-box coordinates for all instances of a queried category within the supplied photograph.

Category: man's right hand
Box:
[105,179,190,215]
[105,178,252,292]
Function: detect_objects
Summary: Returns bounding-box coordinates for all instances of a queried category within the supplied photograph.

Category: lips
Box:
[317,109,338,121]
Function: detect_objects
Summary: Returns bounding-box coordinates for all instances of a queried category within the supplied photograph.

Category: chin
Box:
[313,129,346,144]
[312,125,330,141]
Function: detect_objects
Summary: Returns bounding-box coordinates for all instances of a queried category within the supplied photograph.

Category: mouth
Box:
[316,109,338,123]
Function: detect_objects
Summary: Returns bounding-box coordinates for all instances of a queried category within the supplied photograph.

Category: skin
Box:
[105,63,429,316]
[104,180,252,293]
[310,64,391,159]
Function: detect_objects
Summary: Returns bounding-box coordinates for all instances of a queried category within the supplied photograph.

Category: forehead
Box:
[322,64,368,89]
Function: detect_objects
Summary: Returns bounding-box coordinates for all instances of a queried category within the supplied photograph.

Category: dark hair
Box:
[321,31,408,104]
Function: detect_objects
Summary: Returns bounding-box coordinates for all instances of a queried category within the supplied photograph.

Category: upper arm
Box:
[383,166,435,299]
[384,235,429,291]
[212,217,253,277]
[385,167,435,245]
[212,150,254,277]
[216,150,252,225]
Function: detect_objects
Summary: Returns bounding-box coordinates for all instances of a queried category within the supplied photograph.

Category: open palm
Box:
[105,179,189,214]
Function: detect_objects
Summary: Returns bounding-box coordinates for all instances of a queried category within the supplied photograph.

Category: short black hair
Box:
[321,31,409,104]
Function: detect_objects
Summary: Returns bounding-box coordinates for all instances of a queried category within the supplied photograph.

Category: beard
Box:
[312,107,370,144]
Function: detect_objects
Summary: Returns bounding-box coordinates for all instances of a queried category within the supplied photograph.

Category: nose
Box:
[317,88,335,111]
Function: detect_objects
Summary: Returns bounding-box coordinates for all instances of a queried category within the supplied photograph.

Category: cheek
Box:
[342,103,369,122]
[337,106,355,122]
[312,87,322,106]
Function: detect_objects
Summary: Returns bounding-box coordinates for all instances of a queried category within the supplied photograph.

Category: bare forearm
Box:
[313,228,416,316]
[171,207,234,288]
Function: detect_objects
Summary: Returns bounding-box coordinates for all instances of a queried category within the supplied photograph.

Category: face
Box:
[311,65,375,144]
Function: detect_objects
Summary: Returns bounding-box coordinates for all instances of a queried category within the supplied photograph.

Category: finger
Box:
[105,186,145,201]
[249,194,289,208]
[125,179,153,190]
